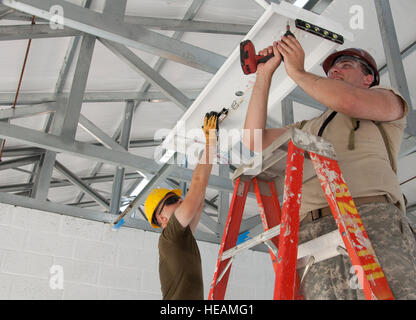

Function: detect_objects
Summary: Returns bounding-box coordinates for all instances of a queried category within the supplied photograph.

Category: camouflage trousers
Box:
[298,202,416,300]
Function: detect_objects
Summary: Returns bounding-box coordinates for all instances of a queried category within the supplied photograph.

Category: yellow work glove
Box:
[203,112,219,145]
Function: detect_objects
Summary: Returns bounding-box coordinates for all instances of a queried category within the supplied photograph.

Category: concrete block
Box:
[254,285,274,300]
[0,203,10,210]
[53,257,99,285]
[232,249,254,267]
[9,275,63,300]
[252,250,271,267]
[117,247,157,270]
[62,283,108,300]
[0,248,4,268]
[0,225,27,251]
[0,205,13,226]
[141,269,161,294]
[226,284,256,300]
[0,273,13,299]
[25,231,75,258]
[143,230,160,248]
[99,265,140,290]
[73,239,116,265]
[61,215,104,241]
[11,207,62,233]
[103,226,145,249]
[138,290,162,300]
[107,288,141,300]
[202,268,215,293]
[2,251,53,279]
[229,265,259,288]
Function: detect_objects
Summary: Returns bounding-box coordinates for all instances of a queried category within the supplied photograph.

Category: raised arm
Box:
[276,35,404,121]
[243,41,289,152]
[174,113,218,234]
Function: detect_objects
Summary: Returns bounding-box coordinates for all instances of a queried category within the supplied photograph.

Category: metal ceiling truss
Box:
[0,0,414,249]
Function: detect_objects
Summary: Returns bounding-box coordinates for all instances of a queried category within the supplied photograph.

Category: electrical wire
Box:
[0,16,36,161]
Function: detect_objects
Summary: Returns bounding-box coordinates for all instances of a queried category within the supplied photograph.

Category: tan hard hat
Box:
[323,48,380,87]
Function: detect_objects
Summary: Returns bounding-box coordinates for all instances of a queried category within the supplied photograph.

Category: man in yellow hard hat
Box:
[144,112,218,300]
[242,33,416,299]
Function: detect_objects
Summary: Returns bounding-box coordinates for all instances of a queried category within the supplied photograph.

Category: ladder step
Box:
[221,226,345,269]
[296,229,344,268]
[221,224,281,261]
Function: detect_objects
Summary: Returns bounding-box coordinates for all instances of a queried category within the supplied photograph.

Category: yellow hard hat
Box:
[144,188,182,228]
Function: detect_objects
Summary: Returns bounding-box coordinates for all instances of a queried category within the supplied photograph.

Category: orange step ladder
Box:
[208,128,394,300]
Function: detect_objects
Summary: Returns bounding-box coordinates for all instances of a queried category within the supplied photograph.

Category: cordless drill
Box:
[240,25,296,75]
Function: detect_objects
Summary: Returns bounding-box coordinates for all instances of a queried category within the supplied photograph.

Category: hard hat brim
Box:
[146,188,182,228]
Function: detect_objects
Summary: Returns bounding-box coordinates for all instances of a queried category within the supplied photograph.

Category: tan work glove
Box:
[203,112,219,145]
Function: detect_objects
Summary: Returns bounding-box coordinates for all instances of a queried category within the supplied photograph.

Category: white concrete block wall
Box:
[0,203,275,300]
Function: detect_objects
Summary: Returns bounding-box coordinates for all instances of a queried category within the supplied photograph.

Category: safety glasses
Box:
[151,194,181,227]
[331,55,374,77]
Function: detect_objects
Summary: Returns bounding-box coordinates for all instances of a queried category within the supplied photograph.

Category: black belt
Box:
[302,195,390,224]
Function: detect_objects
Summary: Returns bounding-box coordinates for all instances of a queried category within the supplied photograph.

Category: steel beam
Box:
[0,146,44,158]
[31,34,96,200]
[0,122,234,192]
[0,24,81,41]
[101,39,192,111]
[103,0,127,20]
[0,0,226,74]
[54,160,110,210]
[0,172,143,193]
[56,36,96,140]
[117,0,205,212]
[120,160,174,226]
[379,40,416,76]
[281,97,294,126]
[55,0,93,95]
[240,215,262,233]
[374,0,414,135]
[199,211,221,234]
[309,0,334,14]
[78,114,126,152]
[0,102,56,120]
[30,151,55,200]
[74,0,131,205]
[55,37,81,95]
[0,90,201,105]
[124,16,252,35]
[109,101,134,214]
[0,154,39,171]
[290,86,327,112]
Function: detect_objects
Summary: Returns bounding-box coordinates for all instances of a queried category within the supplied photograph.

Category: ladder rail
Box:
[208,178,250,300]
[309,151,394,300]
[209,129,394,300]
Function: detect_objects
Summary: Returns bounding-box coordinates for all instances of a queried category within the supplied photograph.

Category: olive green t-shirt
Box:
[158,213,203,300]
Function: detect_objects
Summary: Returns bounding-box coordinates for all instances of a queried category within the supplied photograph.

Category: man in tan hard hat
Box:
[144,112,218,300]
[243,34,416,299]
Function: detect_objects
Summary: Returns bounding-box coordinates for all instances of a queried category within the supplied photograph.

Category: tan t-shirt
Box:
[289,86,409,218]
[158,212,203,300]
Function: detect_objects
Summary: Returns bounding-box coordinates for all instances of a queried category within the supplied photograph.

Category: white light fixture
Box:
[161,1,353,161]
